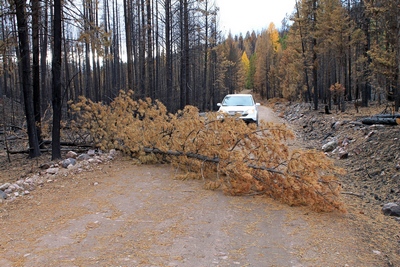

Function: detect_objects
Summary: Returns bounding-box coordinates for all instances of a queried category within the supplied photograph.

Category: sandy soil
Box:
[0,103,397,267]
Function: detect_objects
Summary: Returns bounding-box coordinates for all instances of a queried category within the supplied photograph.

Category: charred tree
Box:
[14,0,41,158]
[51,0,62,160]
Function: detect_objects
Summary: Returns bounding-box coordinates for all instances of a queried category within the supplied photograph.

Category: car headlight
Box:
[247,108,255,114]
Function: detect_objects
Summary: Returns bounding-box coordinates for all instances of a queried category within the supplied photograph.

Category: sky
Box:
[215,0,296,36]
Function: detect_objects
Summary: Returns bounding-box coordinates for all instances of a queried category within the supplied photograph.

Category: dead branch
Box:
[341,191,364,198]
[143,147,220,163]
[143,146,284,175]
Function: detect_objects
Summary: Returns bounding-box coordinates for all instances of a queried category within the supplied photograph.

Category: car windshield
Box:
[222,95,254,106]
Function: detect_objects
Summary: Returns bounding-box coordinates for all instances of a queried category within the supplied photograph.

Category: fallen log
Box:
[361,117,399,125]
[374,113,400,119]
[7,147,88,154]
[42,139,93,147]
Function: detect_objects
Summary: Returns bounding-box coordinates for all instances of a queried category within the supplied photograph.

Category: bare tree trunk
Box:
[184,0,190,106]
[14,0,41,158]
[139,0,146,97]
[40,0,49,113]
[63,31,71,118]
[32,0,43,147]
[155,0,161,104]
[146,0,154,99]
[180,0,190,109]
[1,16,8,98]
[112,0,121,96]
[396,0,400,111]
[312,0,318,110]
[202,0,209,111]
[361,0,370,107]
[103,0,111,102]
[84,1,92,98]
[165,0,173,110]
[52,0,62,160]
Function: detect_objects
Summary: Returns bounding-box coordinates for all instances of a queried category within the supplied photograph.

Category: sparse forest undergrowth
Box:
[68,91,345,212]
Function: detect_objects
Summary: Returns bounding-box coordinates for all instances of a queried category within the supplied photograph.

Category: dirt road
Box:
[0,105,388,266]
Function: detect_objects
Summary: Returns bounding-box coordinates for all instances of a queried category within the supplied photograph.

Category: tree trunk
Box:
[15,0,41,158]
[361,0,370,107]
[32,0,43,147]
[180,0,190,109]
[138,0,146,97]
[312,0,318,111]
[165,0,173,111]
[1,17,8,98]
[146,0,154,99]
[40,0,49,114]
[361,117,400,125]
[52,0,62,160]
[202,0,209,111]
[295,0,311,103]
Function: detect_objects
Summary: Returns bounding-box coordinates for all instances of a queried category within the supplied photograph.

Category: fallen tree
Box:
[69,91,346,212]
[361,115,400,125]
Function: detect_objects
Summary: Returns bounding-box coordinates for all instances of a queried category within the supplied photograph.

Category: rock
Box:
[373,250,382,255]
[67,164,76,170]
[87,149,96,156]
[339,151,349,159]
[8,184,16,191]
[66,151,78,159]
[61,158,77,168]
[0,182,10,191]
[77,153,91,161]
[46,168,59,175]
[88,158,101,164]
[0,190,7,199]
[109,149,117,157]
[40,162,53,169]
[332,121,343,130]
[322,140,338,152]
[382,202,400,216]
[341,137,351,147]
[25,177,34,184]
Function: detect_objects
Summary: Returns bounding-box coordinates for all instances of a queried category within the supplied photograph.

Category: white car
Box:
[217,94,260,125]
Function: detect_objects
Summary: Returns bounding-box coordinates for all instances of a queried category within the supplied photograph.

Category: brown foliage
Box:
[329,82,346,105]
[69,91,345,212]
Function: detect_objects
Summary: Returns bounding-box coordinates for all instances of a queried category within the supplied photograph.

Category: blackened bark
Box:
[165,0,173,110]
[40,0,49,114]
[32,0,43,147]
[52,0,62,160]
[180,0,189,109]
[361,0,370,107]
[146,0,154,99]
[312,0,318,111]
[15,0,41,158]
[295,0,311,103]
[202,0,209,111]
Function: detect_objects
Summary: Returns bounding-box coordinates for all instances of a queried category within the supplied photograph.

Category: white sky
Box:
[215,0,296,36]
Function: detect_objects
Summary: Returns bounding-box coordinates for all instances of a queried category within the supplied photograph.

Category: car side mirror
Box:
[256,103,260,106]
[217,103,222,107]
